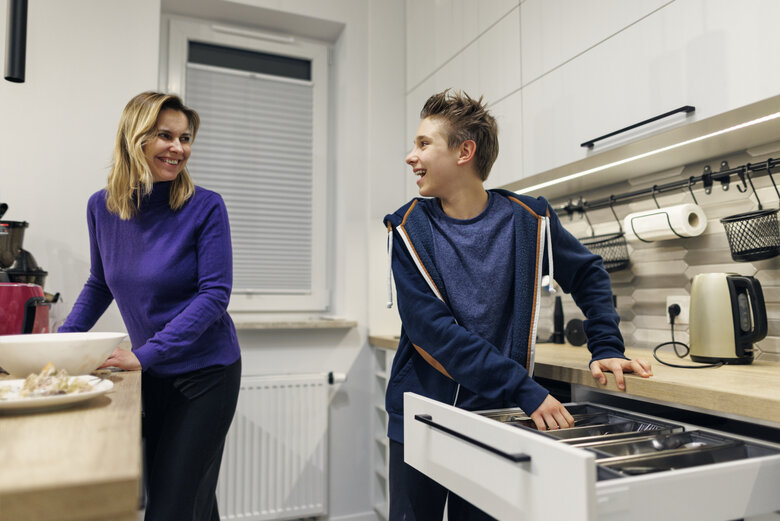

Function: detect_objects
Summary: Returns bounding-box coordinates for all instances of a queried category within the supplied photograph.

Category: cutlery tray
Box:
[478,403,777,479]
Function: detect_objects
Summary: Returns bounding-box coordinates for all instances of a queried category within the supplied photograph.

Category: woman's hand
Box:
[98,346,142,371]
[590,357,652,390]
[530,394,575,431]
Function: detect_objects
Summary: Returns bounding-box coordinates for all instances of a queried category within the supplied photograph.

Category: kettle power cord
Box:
[653,304,724,368]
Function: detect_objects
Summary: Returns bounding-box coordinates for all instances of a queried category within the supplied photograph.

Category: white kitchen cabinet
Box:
[486,90,523,190]
[520,0,671,85]
[404,9,522,128]
[405,0,519,92]
[405,393,780,521]
[521,0,780,178]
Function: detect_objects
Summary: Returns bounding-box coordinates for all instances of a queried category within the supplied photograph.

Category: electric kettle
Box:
[689,273,767,364]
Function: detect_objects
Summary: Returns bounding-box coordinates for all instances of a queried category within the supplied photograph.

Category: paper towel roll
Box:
[623,203,707,242]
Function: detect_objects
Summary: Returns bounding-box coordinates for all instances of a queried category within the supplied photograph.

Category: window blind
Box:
[185,63,314,293]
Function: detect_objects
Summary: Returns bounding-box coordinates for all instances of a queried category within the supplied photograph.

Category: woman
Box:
[60,91,241,521]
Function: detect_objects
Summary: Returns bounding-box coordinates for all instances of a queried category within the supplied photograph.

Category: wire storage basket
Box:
[720,209,780,262]
[578,232,630,273]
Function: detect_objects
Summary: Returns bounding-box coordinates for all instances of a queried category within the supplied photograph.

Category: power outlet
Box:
[666,295,690,325]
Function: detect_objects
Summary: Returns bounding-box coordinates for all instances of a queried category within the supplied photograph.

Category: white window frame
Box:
[166,17,330,313]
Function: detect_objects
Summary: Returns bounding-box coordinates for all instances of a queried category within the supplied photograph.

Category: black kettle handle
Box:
[730,276,768,342]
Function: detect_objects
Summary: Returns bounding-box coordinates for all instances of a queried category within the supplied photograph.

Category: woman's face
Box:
[144,108,192,183]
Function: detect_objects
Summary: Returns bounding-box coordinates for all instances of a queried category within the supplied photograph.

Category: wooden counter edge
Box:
[0,478,139,521]
[369,335,399,350]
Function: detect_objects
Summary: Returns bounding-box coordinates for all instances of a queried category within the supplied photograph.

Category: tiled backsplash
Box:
[537,145,780,363]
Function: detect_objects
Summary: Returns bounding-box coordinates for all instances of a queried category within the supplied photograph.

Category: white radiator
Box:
[217,373,331,520]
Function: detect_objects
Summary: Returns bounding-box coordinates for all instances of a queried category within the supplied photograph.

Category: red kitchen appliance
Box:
[0,205,52,335]
[0,283,49,335]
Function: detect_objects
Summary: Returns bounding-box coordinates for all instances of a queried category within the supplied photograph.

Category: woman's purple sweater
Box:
[60,182,240,376]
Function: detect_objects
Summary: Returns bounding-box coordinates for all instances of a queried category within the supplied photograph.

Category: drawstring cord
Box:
[386,223,394,308]
[545,216,556,294]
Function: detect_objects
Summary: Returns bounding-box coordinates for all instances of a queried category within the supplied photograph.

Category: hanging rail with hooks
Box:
[556,157,780,216]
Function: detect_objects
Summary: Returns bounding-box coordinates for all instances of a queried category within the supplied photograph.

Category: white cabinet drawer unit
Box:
[404,393,780,521]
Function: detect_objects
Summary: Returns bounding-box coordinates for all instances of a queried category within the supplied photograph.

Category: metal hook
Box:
[736,166,748,193]
[609,195,623,234]
[766,158,780,204]
[687,176,699,205]
[745,165,763,210]
[651,185,661,209]
[580,199,595,237]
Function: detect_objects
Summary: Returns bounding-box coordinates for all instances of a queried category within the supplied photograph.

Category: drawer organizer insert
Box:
[479,403,779,480]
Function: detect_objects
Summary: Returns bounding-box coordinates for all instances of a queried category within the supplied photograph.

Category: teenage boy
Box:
[383,90,653,520]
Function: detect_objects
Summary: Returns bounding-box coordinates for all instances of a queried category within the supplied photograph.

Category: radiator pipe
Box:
[327,371,347,384]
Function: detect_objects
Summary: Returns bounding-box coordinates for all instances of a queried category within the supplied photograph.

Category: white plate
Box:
[0,376,114,413]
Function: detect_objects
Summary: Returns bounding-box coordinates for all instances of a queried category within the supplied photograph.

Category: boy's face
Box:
[406,117,461,199]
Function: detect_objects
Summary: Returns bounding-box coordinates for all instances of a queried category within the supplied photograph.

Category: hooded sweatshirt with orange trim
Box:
[382,189,625,444]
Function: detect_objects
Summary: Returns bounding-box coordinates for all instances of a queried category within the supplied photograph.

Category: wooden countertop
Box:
[0,371,142,521]
[368,335,780,425]
[535,343,780,426]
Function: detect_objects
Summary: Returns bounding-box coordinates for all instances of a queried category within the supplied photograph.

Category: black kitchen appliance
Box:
[1,221,47,287]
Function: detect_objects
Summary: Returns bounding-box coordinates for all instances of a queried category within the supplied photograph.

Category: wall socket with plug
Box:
[666,295,690,325]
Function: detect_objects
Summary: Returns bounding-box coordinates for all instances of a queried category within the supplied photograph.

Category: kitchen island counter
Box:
[369,335,780,425]
[0,370,141,521]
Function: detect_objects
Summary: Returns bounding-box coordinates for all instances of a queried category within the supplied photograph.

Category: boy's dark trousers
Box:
[389,439,497,521]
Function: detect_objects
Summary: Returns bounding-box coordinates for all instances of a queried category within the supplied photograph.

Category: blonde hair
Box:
[106,91,200,219]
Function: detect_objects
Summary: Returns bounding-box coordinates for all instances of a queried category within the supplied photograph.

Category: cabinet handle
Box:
[580,105,695,148]
[414,414,531,463]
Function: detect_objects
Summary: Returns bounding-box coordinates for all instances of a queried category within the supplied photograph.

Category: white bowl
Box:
[0,332,128,377]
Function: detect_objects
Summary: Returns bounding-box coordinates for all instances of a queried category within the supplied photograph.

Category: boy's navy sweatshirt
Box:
[383,189,626,444]
[59,182,241,376]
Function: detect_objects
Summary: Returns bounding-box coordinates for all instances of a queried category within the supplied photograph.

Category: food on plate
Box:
[0,362,94,401]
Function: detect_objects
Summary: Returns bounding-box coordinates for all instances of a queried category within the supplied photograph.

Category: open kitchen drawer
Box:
[404,393,780,521]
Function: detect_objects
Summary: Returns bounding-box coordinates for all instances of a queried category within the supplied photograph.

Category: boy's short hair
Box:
[420,89,499,181]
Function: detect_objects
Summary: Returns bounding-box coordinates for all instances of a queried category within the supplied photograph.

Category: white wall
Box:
[0,0,162,329]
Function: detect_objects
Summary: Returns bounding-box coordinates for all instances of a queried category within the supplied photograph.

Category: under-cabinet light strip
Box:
[516,111,780,195]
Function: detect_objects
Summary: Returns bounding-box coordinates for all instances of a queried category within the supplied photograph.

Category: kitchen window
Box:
[165,18,330,312]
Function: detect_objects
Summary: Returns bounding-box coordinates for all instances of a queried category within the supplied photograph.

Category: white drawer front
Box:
[405,393,597,521]
[404,393,780,521]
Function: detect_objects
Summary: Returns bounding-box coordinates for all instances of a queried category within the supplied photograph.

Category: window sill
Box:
[232,317,358,331]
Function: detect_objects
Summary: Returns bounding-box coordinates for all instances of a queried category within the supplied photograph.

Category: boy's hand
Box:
[590,358,653,390]
[530,394,575,431]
